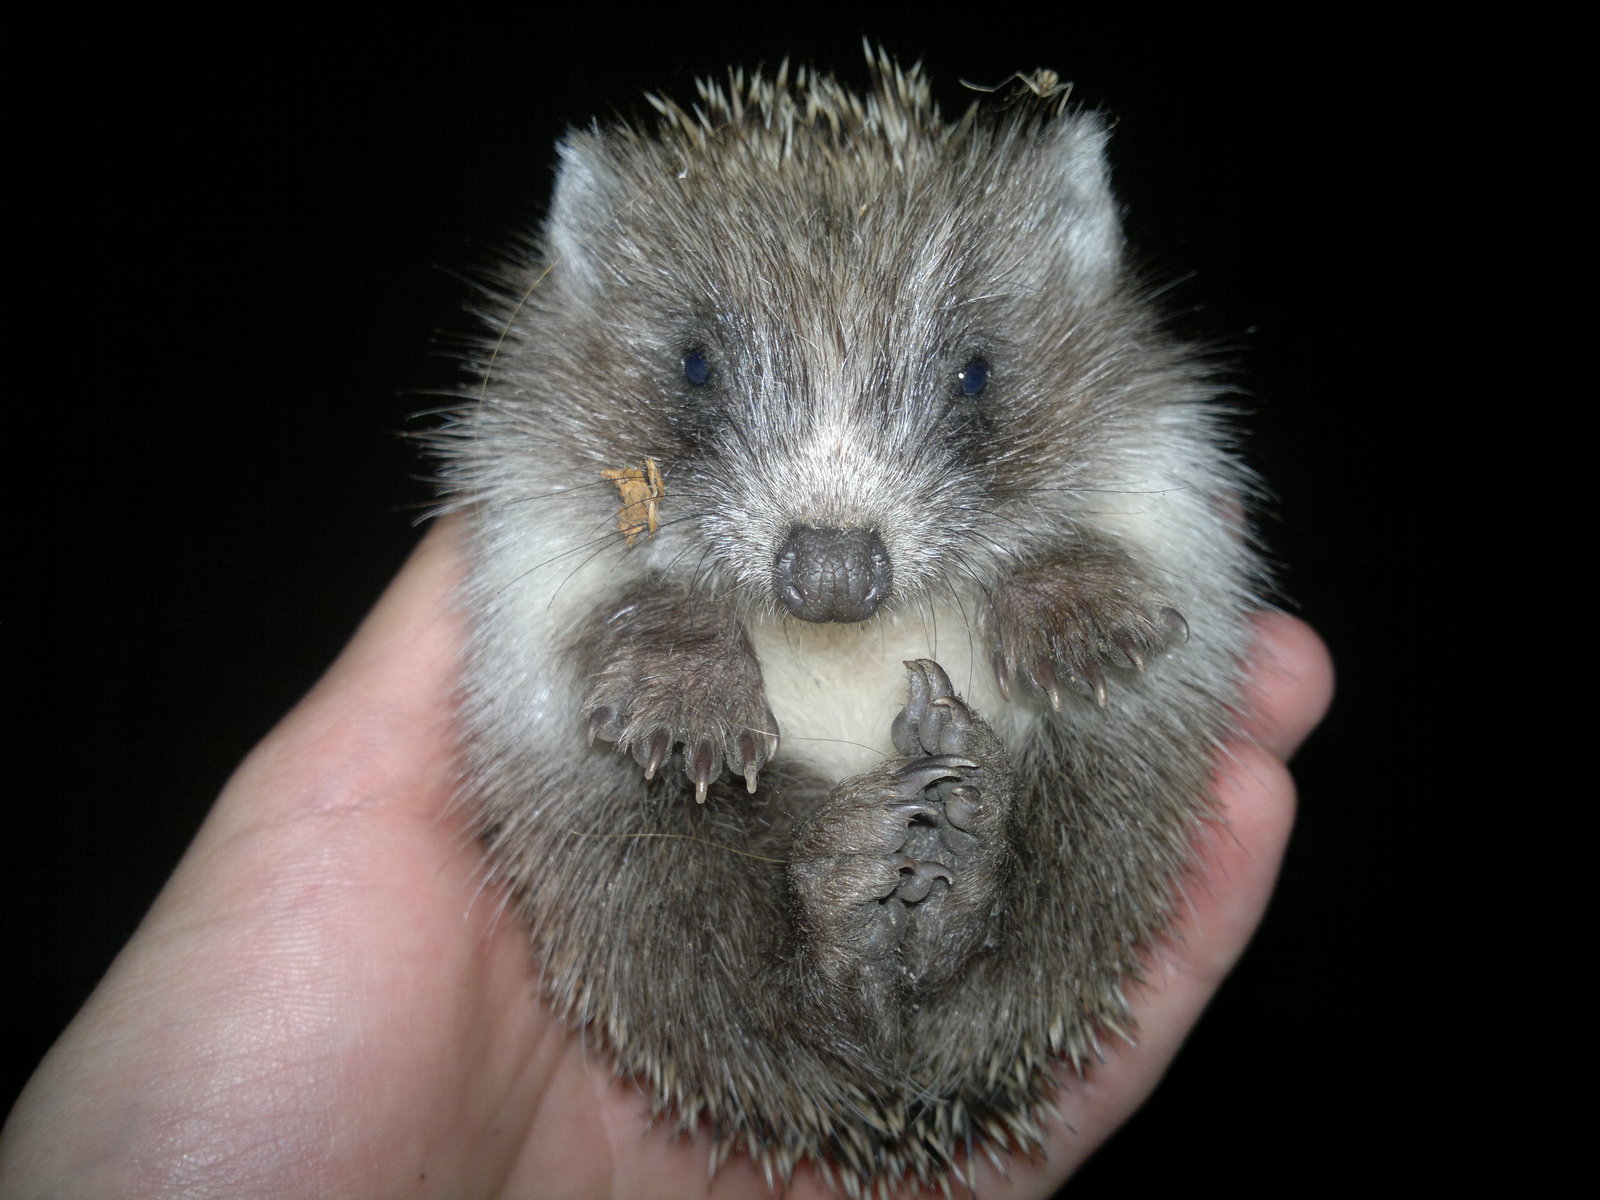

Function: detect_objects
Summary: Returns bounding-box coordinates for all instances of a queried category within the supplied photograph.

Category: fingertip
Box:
[1238,611,1334,760]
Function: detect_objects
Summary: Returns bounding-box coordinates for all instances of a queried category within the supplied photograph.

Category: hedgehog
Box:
[436,53,1262,1198]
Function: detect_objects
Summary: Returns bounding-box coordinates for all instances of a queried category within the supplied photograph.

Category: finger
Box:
[1236,611,1334,761]
[1021,696,1295,1183]
[217,517,467,829]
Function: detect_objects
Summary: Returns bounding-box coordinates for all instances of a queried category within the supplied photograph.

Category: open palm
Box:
[2,522,1330,1199]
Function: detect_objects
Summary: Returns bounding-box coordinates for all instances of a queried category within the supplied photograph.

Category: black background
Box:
[13,14,1394,1193]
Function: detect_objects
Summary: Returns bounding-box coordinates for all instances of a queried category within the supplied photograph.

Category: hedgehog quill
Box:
[436,56,1263,1198]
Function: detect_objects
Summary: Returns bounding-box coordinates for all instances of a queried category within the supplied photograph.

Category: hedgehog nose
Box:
[775,525,892,623]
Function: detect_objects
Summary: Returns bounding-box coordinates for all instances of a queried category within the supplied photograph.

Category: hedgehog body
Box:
[441,59,1260,1196]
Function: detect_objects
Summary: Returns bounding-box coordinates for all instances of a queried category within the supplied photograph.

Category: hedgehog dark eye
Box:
[957,356,989,397]
[682,349,712,386]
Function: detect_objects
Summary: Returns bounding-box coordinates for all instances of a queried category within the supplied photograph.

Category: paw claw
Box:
[689,738,720,804]
[989,571,1189,709]
[943,785,981,832]
[992,653,1013,701]
[1026,656,1064,710]
[586,704,620,745]
[916,659,955,696]
[905,658,933,709]
[1080,661,1107,708]
[895,858,953,903]
[1161,606,1190,644]
[586,668,776,800]
[737,730,758,770]
[892,800,943,824]
[895,757,978,796]
[1110,632,1146,671]
[636,729,672,779]
[930,696,975,753]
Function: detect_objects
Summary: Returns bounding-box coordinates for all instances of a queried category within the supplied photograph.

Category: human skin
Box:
[0,519,1332,1199]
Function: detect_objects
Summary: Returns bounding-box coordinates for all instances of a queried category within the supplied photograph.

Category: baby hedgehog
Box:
[438,55,1262,1198]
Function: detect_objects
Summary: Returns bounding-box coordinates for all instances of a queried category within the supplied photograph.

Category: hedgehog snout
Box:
[773,524,892,623]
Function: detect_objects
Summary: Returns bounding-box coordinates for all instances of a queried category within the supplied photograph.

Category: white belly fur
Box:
[748,601,1032,785]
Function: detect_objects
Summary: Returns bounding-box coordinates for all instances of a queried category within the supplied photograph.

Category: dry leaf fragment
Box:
[600,458,665,546]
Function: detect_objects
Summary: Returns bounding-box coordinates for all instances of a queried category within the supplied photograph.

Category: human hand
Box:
[0,520,1332,1199]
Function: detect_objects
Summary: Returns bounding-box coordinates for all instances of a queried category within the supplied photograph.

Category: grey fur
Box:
[435,56,1263,1198]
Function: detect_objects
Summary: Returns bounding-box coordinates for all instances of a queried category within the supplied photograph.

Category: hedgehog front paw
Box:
[988,562,1188,709]
[790,660,1012,1001]
[583,654,778,802]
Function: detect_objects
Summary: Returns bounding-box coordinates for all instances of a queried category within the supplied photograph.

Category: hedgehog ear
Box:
[1039,116,1124,285]
[542,133,620,299]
